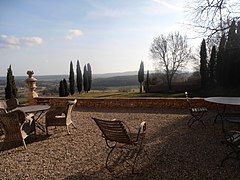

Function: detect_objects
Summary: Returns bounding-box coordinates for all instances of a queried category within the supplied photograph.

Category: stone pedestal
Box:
[25,70,38,104]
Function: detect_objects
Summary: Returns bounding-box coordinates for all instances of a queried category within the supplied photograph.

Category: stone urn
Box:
[25,70,38,104]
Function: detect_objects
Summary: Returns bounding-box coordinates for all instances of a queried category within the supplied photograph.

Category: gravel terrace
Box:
[0,107,240,179]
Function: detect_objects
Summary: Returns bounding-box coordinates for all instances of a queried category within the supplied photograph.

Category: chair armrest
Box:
[135,121,146,142]
[139,121,146,134]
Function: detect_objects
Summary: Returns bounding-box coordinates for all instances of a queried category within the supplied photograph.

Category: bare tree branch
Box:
[185,0,240,43]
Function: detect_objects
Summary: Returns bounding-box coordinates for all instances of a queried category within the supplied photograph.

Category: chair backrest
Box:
[0,101,7,111]
[6,98,19,111]
[92,117,132,144]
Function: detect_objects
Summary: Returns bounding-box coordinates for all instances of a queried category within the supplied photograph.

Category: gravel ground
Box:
[0,107,240,180]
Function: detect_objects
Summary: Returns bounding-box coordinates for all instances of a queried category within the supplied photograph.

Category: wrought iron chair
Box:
[45,99,77,135]
[92,117,146,173]
[221,130,240,166]
[0,109,36,150]
[185,92,207,128]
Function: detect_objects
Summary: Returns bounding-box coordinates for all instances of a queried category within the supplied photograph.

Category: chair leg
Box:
[188,112,206,128]
[66,126,70,135]
[106,146,116,172]
[187,117,194,127]
[71,122,77,129]
[22,140,27,149]
[221,151,237,166]
[132,139,144,173]
[46,126,49,135]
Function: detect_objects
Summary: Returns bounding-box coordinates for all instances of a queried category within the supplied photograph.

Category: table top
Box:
[204,97,240,106]
[15,105,50,113]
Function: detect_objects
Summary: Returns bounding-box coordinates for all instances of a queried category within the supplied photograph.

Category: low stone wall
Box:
[34,97,220,109]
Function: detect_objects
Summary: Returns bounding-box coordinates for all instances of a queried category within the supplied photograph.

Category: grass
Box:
[72,91,186,99]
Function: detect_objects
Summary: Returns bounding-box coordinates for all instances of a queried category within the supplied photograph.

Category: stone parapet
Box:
[32,97,239,110]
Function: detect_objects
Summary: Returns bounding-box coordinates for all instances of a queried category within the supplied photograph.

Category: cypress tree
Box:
[63,78,69,96]
[5,65,17,100]
[138,61,144,93]
[209,45,217,84]
[145,70,150,93]
[200,39,208,88]
[76,60,82,93]
[83,65,89,92]
[224,20,240,87]
[216,34,226,86]
[59,80,65,97]
[87,63,92,92]
[69,61,75,95]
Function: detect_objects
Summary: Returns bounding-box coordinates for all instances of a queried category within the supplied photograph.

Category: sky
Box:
[0,0,195,76]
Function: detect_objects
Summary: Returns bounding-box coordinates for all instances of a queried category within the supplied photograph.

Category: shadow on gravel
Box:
[66,109,240,179]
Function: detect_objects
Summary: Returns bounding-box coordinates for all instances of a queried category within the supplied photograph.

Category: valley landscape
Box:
[0,71,198,101]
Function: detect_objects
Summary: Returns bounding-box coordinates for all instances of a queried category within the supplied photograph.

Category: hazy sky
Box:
[0,0,195,76]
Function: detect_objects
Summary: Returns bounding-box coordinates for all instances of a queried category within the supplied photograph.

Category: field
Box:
[72,91,185,99]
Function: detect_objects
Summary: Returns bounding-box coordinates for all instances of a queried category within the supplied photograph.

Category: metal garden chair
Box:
[221,130,240,166]
[185,92,207,128]
[92,117,146,173]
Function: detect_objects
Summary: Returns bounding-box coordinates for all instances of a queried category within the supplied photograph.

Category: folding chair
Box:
[221,130,240,166]
[185,92,207,128]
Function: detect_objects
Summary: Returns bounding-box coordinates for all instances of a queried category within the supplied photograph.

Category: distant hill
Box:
[92,75,138,89]
[93,71,138,79]
[0,71,138,80]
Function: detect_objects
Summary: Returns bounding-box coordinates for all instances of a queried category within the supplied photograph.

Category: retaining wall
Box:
[34,97,225,109]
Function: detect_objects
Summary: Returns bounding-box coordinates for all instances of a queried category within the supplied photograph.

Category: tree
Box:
[209,45,217,84]
[138,61,144,93]
[144,70,150,93]
[87,63,92,92]
[69,61,75,95]
[215,21,240,88]
[76,60,82,93]
[150,32,192,91]
[186,0,240,42]
[200,39,208,88]
[216,33,226,85]
[59,80,65,97]
[83,65,89,92]
[63,78,69,96]
[5,65,17,100]
[222,20,240,87]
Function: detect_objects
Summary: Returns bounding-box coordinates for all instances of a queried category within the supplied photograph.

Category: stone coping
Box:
[33,96,240,110]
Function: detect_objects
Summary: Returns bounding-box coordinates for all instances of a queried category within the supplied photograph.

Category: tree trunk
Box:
[139,82,143,93]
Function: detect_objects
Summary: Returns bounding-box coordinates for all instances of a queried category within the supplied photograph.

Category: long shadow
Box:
[0,134,50,152]
[65,109,240,179]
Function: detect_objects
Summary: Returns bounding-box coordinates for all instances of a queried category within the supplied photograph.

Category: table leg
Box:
[32,110,46,132]
[213,104,226,132]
